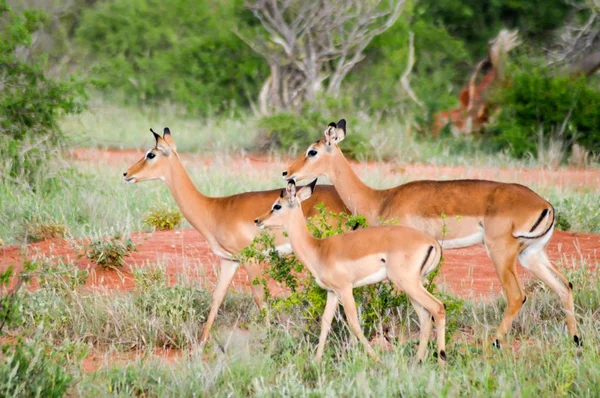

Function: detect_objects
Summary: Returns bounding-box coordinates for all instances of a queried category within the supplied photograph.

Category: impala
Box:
[255,179,446,364]
[283,119,580,347]
[123,128,347,344]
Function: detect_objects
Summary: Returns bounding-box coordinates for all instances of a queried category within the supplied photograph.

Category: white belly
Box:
[440,231,483,249]
[353,268,387,288]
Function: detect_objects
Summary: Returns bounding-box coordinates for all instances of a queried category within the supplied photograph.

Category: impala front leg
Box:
[200,258,239,345]
[242,258,265,309]
[316,291,339,362]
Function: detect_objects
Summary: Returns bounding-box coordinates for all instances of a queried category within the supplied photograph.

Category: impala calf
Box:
[283,119,580,347]
[123,128,347,344]
[255,179,446,365]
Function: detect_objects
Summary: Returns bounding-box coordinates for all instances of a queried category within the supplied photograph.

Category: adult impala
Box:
[123,128,347,344]
[283,119,580,347]
[255,179,446,364]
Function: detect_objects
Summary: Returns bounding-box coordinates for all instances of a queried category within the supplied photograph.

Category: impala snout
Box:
[122,171,136,183]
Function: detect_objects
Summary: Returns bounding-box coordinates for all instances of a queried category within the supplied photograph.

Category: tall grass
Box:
[5,257,599,396]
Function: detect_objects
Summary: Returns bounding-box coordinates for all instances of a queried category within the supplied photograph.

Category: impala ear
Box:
[286,179,297,202]
[151,128,161,144]
[324,119,346,146]
[162,127,177,151]
[297,178,317,202]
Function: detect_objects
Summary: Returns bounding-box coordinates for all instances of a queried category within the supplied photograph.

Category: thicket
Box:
[0,0,85,186]
[487,63,600,159]
[75,0,266,114]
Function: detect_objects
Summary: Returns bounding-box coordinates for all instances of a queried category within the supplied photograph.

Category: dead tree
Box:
[241,0,404,114]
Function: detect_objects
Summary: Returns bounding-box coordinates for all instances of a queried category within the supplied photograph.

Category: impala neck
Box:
[162,154,215,237]
[327,147,379,223]
[286,205,321,277]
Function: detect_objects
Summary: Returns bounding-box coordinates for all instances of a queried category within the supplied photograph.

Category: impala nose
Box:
[123,172,127,177]
[254,218,259,224]
[282,171,288,177]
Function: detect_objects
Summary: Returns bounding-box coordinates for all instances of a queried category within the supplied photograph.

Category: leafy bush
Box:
[75,0,266,114]
[84,234,136,269]
[143,206,183,231]
[487,63,600,159]
[0,0,85,185]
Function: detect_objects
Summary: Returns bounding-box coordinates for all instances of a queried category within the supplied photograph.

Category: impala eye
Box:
[273,204,282,210]
[307,149,317,157]
[147,152,156,159]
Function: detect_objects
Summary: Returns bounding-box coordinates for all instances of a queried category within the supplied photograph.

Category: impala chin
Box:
[124,176,137,183]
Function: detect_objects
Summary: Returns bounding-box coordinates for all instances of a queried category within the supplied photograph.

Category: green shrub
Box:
[75,0,265,114]
[84,234,136,269]
[486,62,600,159]
[0,340,72,398]
[0,0,86,185]
[143,206,183,231]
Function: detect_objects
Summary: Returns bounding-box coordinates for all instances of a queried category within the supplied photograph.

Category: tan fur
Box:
[124,129,347,345]
[255,181,446,365]
[283,121,580,345]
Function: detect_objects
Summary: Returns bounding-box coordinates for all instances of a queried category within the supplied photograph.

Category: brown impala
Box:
[123,128,348,345]
[255,179,446,365]
[283,119,580,348]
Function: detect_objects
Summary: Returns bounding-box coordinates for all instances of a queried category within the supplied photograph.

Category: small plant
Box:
[143,206,183,231]
[84,234,136,269]
[555,211,571,232]
[20,218,68,243]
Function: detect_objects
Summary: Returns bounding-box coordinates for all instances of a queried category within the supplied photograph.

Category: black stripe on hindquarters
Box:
[516,208,556,240]
[529,209,549,232]
[420,246,434,273]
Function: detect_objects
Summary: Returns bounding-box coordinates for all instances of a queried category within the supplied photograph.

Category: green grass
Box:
[3,257,599,396]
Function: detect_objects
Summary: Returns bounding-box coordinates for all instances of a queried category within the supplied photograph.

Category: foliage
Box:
[84,233,136,268]
[0,0,86,185]
[0,340,72,398]
[486,62,600,159]
[75,0,265,114]
[143,206,183,231]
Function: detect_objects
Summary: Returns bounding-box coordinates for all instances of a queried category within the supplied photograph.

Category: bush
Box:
[486,62,600,159]
[0,0,86,185]
[143,206,183,231]
[75,0,266,114]
[84,234,136,269]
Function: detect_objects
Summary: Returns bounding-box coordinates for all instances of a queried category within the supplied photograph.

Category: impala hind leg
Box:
[339,287,380,362]
[486,241,525,346]
[404,285,446,365]
[315,291,339,361]
[519,249,579,345]
[200,258,239,345]
[242,259,265,309]
[409,299,434,364]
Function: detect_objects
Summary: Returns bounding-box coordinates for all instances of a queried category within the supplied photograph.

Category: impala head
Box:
[254,179,317,229]
[123,128,177,183]
[283,119,346,182]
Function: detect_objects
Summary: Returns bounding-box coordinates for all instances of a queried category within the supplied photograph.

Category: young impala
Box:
[123,128,348,344]
[283,119,580,348]
[255,179,446,365]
